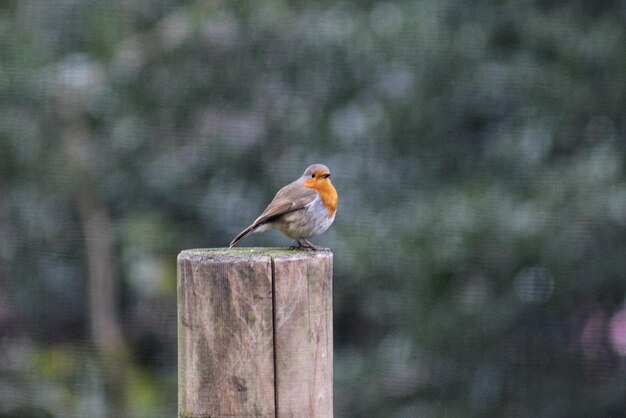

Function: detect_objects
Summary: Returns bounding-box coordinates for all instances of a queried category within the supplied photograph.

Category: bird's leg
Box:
[302,239,319,250]
[290,240,305,250]
[290,239,317,250]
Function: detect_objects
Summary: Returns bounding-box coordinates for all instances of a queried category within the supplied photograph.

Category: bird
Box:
[229,164,338,250]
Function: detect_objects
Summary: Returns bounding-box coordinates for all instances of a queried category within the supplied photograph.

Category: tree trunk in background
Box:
[77,194,128,418]
[60,98,129,418]
[0,185,13,330]
[78,197,124,356]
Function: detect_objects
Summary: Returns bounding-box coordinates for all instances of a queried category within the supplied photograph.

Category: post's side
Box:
[178,250,276,418]
[273,251,333,418]
[177,248,333,418]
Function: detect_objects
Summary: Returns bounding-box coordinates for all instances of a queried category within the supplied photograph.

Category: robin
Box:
[229,164,338,250]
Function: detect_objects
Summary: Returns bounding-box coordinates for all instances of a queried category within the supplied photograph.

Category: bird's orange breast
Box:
[304,178,338,217]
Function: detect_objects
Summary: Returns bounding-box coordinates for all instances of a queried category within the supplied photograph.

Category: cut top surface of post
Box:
[178,247,333,263]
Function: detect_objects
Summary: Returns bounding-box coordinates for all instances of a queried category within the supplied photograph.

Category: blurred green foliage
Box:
[0,0,625,417]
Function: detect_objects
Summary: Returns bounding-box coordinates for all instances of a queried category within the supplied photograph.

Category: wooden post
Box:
[177,248,333,418]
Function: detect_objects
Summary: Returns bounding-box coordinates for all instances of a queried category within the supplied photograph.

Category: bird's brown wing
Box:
[229,181,317,248]
[253,183,317,225]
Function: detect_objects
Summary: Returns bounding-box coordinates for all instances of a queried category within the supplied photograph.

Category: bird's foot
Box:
[292,239,319,250]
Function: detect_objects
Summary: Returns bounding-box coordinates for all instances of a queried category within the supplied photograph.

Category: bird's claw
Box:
[292,240,319,250]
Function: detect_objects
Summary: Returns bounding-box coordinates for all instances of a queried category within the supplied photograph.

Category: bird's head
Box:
[303,164,332,185]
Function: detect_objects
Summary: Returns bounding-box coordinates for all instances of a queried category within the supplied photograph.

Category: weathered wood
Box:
[273,253,333,418]
[177,248,333,418]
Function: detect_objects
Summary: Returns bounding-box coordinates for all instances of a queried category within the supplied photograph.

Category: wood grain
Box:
[178,250,275,417]
[177,248,333,418]
[273,252,333,418]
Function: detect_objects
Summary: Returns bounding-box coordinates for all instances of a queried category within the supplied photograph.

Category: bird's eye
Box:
[311,173,315,178]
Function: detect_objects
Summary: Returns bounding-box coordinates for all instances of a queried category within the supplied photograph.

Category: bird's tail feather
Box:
[229,224,257,248]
